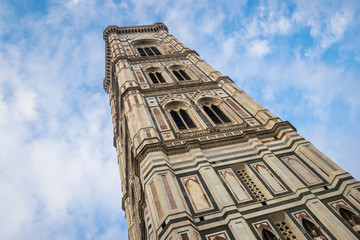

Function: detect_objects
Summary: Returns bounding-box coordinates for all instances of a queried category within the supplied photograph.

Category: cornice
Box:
[113,49,198,66]
[134,121,296,162]
[103,22,168,41]
[121,76,234,101]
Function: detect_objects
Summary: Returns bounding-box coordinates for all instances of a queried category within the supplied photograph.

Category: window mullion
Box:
[173,70,184,81]
[178,110,189,129]
[211,108,224,123]
[179,70,189,80]
[155,73,160,83]
[179,71,186,80]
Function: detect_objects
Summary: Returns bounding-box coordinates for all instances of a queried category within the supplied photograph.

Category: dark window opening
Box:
[173,69,191,81]
[212,105,231,123]
[262,229,278,240]
[179,70,191,80]
[156,72,166,83]
[148,72,159,84]
[173,70,184,81]
[151,47,161,55]
[148,72,165,84]
[137,47,161,56]
[199,216,205,221]
[180,109,196,128]
[302,218,327,239]
[137,48,146,56]
[170,109,196,130]
[144,47,154,56]
[203,105,221,124]
[203,104,231,124]
[171,110,186,130]
[339,207,360,233]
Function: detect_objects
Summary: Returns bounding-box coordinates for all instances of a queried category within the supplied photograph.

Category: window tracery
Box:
[161,97,206,134]
[338,207,360,234]
[173,69,191,81]
[203,104,231,124]
[195,96,233,126]
[167,64,196,82]
[143,65,169,85]
[301,218,328,240]
[131,38,163,57]
[261,228,278,240]
[170,109,196,130]
[148,72,166,84]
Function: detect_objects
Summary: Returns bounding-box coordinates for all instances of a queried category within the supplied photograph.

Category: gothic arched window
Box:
[170,109,196,130]
[203,104,231,124]
[173,69,191,81]
[302,218,328,239]
[137,47,162,56]
[261,228,278,240]
[339,207,360,234]
[148,72,166,84]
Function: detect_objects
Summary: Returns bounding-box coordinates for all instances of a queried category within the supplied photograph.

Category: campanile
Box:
[103,23,360,240]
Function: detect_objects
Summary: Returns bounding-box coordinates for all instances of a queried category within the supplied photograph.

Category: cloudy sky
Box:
[0,0,359,239]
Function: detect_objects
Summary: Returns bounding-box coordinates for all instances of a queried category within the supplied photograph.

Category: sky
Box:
[0,0,359,239]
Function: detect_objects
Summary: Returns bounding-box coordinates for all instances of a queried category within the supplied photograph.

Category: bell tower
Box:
[103,23,360,240]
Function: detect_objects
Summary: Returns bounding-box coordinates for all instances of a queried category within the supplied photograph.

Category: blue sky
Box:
[0,0,359,239]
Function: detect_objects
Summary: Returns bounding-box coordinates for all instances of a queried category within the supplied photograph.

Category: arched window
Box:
[148,72,166,84]
[137,47,162,56]
[203,104,231,124]
[151,47,161,55]
[170,109,196,130]
[173,70,191,81]
[302,218,327,239]
[261,228,278,240]
[339,207,360,234]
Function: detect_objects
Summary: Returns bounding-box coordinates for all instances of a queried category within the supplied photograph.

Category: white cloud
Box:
[293,0,357,50]
[277,16,292,34]
[247,39,271,57]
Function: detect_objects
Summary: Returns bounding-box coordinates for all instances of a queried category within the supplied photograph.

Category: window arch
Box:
[196,96,232,125]
[131,38,162,57]
[148,72,166,84]
[173,69,191,81]
[203,104,231,124]
[144,66,168,85]
[261,228,278,240]
[167,64,195,82]
[162,98,204,133]
[301,218,328,239]
[339,207,360,234]
[170,109,196,130]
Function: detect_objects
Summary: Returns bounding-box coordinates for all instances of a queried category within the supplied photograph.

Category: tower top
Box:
[103,22,169,93]
[103,22,168,40]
